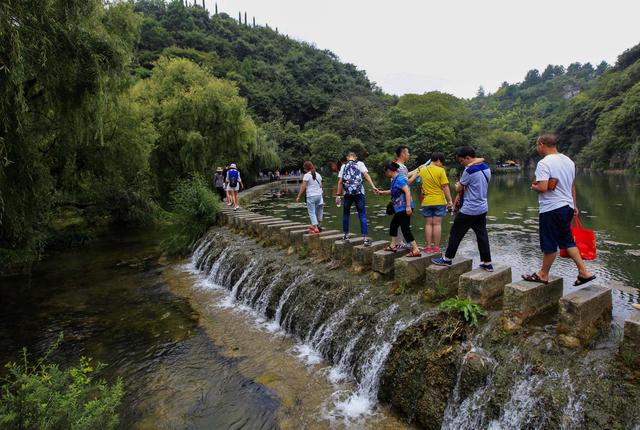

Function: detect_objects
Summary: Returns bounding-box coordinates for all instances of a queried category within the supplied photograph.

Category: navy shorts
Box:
[539,205,576,253]
[421,205,447,217]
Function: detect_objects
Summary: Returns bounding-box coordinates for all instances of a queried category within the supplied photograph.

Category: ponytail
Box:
[303,160,316,181]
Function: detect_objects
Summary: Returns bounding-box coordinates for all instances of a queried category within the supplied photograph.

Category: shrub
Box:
[439,297,487,327]
[161,175,221,255]
[0,338,124,430]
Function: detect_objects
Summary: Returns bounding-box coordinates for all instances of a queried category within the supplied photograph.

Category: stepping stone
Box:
[424,257,473,299]
[557,285,612,346]
[458,265,512,307]
[319,233,353,258]
[334,237,366,263]
[248,217,283,236]
[302,230,340,252]
[262,221,297,240]
[502,275,563,327]
[238,215,272,230]
[290,228,312,248]
[394,250,441,287]
[372,248,410,275]
[621,312,640,366]
[352,240,388,272]
[277,224,308,247]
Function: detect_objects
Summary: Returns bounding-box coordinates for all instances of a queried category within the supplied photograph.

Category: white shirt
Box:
[303,172,323,197]
[338,161,368,195]
[535,153,575,213]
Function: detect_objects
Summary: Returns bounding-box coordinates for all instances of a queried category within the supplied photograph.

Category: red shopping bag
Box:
[559,214,596,260]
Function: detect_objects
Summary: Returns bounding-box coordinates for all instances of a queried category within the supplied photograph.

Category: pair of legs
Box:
[421,205,447,251]
[225,188,232,205]
[532,205,593,283]
[343,193,369,241]
[306,195,324,229]
[444,212,492,264]
[216,186,226,201]
[389,211,419,253]
[228,189,239,209]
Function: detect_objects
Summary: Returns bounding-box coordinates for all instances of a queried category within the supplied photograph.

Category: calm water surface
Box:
[248,172,640,320]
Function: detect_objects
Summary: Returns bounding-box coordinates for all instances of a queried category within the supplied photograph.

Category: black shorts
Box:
[539,205,576,254]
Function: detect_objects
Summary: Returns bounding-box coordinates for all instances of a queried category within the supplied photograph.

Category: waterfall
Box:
[188,230,424,419]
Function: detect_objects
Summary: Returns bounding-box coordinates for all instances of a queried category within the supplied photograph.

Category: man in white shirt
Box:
[522,133,595,286]
[336,152,379,246]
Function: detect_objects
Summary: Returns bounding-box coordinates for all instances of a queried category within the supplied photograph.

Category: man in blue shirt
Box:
[432,146,494,271]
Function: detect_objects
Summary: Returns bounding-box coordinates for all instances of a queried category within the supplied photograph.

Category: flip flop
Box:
[406,250,422,257]
[383,245,398,252]
[574,275,596,286]
[521,273,549,284]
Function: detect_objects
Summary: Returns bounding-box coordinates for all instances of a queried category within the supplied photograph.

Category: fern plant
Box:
[439,297,487,327]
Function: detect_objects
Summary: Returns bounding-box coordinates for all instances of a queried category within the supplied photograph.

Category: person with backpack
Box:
[296,160,324,234]
[225,163,243,210]
[336,152,379,246]
[432,146,494,272]
[415,152,454,253]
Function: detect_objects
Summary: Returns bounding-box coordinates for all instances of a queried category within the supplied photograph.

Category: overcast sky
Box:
[209,0,639,99]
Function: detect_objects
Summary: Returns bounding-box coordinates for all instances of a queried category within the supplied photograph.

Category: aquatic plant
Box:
[439,297,487,327]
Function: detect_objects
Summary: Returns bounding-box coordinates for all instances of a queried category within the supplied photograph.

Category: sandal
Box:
[521,273,549,284]
[383,245,398,252]
[406,250,422,257]
[574,275,596,286]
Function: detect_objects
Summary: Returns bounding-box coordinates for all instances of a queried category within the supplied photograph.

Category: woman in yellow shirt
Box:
[414,152,453,252]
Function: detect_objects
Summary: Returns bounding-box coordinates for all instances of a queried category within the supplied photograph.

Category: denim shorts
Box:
[539,205,576,253]
[421,205,447,217]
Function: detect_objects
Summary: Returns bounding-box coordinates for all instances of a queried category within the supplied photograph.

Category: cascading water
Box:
[187,230,426,420]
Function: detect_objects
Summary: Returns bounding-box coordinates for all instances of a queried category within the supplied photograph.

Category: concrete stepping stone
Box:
[352,240,388,272]
[621,312,640,366]
[277,224,308,246]
[502,275,563,328]
[248,217,283,235]
[334,237,366,264]
[394,250,441,288]
[319,233,353,258]
[372,248,410,275]
[262,220,297,240]
[302,230,340,252]
[458,265,512,307]
[290,228,313,248]
[557,284,612,347]
[424,257,473,300]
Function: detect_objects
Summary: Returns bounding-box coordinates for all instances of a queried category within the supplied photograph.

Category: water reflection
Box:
[247,172,640,318]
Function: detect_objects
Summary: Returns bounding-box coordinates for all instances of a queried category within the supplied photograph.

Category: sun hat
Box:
[216,167,223,172]
[230,163,237,169]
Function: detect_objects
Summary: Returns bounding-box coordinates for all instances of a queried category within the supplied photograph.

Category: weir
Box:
[190,201,639,428]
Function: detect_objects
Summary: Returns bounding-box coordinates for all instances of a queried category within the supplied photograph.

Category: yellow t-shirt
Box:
[418,164,449,206]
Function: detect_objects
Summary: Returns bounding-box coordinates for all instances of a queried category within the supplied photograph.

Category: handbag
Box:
[559,214,596,260]
[386,201,395,215]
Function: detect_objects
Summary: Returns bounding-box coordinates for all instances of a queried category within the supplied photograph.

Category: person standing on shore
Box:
[522,133,596,286]
[336,152,379,246]
[296,161,324,234]
[432,146,494,271]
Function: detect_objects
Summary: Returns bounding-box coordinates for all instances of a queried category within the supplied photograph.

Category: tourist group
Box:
[295,133,596,286]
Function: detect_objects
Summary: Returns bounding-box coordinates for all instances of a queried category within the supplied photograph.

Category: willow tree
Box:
[0,1,141,268]
[132,57,273,201]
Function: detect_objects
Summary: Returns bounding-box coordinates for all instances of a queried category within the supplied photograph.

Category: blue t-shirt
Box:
[391,175,414,213]
[459,163,491,215]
